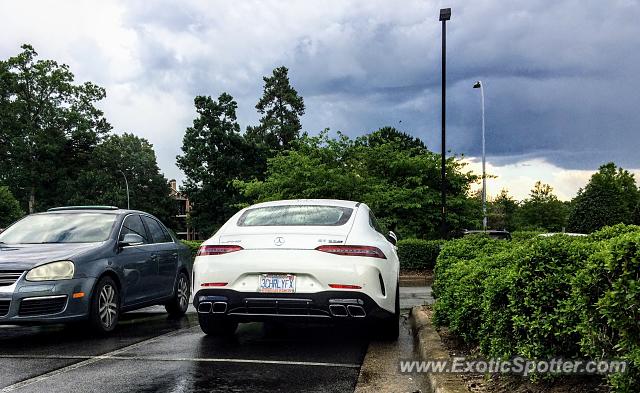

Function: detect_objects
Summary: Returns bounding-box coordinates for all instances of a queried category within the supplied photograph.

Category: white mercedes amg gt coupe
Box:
[192,199,400,339]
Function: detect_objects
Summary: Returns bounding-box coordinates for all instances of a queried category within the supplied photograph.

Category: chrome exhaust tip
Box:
[347,305,366,318]
[197,302,212,313]
[212,301,228,314]
[329,304,348,317]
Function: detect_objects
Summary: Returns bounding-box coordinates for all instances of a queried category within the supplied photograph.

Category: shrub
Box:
[397,239,444,270]
[510,231,544,242]
[571,231,640,392]
[433,224,640,391]
[432,235,512,333]
[181,240,203,261]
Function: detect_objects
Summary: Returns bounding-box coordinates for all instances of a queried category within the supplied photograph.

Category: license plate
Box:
[258,274,296,293]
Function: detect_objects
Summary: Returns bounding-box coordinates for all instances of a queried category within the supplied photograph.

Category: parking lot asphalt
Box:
[0,286,432,393]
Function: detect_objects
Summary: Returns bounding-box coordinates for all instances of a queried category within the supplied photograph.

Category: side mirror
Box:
[387,231,398,245]
[119,233,145,247]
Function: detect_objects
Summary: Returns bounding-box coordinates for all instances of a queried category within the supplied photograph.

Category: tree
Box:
[236,129,479,239]
[177,93,256,236]
[0,186,24,228]
[69,133,175,225]
[0,44,111,213]
[514,181,569,232]
[488,189,519,231]
[246,66,305,151]
[568,163,639,233]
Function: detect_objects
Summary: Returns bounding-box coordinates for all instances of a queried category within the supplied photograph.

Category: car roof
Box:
[249,199,361,209]
[39,206,148,216]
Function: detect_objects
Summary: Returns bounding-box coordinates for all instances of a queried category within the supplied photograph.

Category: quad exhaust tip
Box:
[347,305,366,318]
[212,302,228,314]
[197,301,228,314]
[329,304,348,317]
[197,302,212,313]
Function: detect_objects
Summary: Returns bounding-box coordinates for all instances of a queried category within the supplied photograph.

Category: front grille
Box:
[0,299,10,316]
[0,271,24,287]
[19,296,67,317]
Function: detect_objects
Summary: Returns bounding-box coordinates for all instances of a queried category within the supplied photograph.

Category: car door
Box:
[141,215,178,298]
[114,214,157,305]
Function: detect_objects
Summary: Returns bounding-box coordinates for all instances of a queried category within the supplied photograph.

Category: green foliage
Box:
[433,225,640,391]
[510,231,544,242]
[568,163,640,233]
[514,181,569,232]
[487,189,519,231]
[246,66,305,151]
[397,239,444,270]
[236,128,480,239]
[0,186,24,228]
[181,240,203,262]
[0,44,111,213]
[177,93,258,237]
[69,133,175,225]
[571,229,640,392]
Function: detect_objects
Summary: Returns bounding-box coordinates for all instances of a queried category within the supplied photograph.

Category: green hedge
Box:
[181,240,203,261]
[397,239,445,270]
[433,226,640,391]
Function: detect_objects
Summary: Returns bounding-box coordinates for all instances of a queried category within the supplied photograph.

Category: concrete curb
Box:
[409,306,469,393]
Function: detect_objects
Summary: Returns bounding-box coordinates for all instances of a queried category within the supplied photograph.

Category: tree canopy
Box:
[514,181,569,232]
[0,44,111,213]
[177,93,257,236]
[236,128,479,239]
[0,186,24,228]
[568,163,639,233]
[246,66,305,151]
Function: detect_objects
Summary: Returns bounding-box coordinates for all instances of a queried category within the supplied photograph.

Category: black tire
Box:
[89,276,120,334]
[198,314,238,336]
[378,283,400,340]
[165,271,190,317]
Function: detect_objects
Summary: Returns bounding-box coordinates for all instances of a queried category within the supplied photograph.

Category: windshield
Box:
[237,205,353,226]
[0,213,118,244]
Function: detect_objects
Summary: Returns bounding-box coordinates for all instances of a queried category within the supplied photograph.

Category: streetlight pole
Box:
[473,81,487,231]
[117,170,130,210]
[439,8,451,238]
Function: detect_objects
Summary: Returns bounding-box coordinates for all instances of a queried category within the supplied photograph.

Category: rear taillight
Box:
[315,245,386,259]
[197,245,243,256]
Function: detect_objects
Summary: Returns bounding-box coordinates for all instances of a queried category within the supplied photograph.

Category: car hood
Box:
[0,243,100,271]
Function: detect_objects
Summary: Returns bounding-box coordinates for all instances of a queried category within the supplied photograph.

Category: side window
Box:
[142,216,171,243]
[369,212,385,235]
[120,215,149,243]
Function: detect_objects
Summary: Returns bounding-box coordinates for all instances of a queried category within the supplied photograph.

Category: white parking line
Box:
[0,327,195,392]
[0,353,360,368]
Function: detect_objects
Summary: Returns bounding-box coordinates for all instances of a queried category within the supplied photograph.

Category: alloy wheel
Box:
[99,284,118,328]
[178,275,189,311]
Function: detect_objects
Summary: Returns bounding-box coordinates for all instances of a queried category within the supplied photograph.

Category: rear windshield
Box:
[237,205,354,227]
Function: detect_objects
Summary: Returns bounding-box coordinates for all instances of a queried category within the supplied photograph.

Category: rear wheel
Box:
[89,277,120,334]
[198,315,238,336]
[165,272,190,317]
[378,283,400,340]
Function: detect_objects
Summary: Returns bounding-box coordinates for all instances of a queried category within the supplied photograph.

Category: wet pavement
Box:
[0,287,432,393]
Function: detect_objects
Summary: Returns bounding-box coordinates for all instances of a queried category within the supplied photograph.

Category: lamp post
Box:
[439,8,451,238]
[473,80,487,231]
[118,170,130,210]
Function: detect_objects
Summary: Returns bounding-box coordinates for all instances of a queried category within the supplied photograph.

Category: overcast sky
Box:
[2,0,639,200]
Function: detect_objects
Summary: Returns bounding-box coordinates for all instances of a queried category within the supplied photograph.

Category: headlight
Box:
[26,261,75,281]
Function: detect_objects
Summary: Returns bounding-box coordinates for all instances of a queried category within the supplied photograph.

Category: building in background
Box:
[169,179,198,240]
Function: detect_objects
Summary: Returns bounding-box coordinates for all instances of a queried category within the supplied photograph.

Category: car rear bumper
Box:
[0,277,96,324]
[193,288,394,322]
